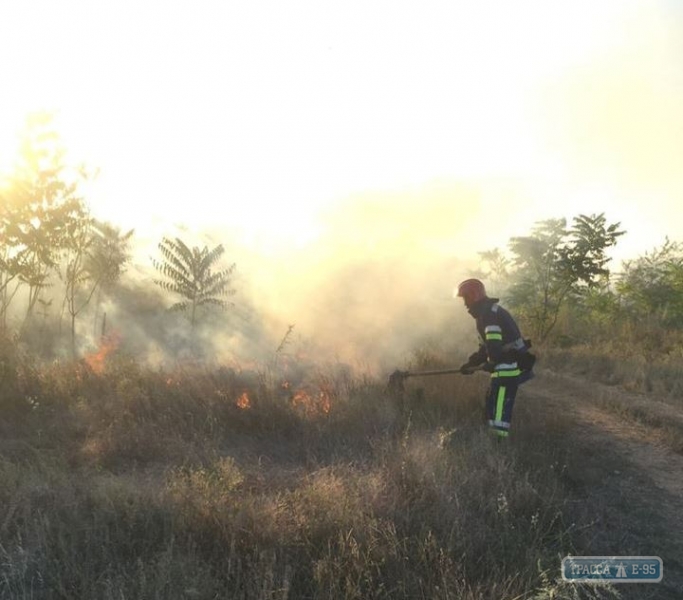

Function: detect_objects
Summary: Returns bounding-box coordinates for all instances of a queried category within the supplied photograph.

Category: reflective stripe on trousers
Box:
[485,376,519,437]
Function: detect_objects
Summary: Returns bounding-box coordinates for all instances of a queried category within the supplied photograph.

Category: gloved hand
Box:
[467,351,483,364]
[459,363,476,375]
[482,361,495,373]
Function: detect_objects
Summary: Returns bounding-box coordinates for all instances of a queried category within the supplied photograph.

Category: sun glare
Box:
[0,126,19,183]
[1,1,681,257]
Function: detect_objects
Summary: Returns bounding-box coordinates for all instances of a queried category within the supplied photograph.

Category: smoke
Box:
[9,179,514,373]
[202,180,505,371]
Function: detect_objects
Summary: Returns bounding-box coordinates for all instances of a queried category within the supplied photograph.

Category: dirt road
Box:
[521,370,683,598]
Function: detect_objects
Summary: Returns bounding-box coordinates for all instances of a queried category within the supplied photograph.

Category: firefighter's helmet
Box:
[456,278,487,307]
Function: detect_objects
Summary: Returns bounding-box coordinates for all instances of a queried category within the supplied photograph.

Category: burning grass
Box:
[0,347,628,600]
[84,332,122,374]
[236,391,251,409]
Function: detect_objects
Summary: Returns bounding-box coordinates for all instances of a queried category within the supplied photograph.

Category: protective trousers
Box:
[485,376,519,438]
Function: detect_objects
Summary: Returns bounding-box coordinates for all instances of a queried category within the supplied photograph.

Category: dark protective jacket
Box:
[465,297,532,373]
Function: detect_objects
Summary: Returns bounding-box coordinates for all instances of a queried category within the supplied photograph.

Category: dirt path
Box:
[522,370,683,598]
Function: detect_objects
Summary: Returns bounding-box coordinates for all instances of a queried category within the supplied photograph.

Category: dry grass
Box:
[541,328,683,456]
[0,346,627,599]
[588,391,683,455]
[542,322,683,406]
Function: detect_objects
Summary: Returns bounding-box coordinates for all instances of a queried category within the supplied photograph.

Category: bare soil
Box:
[521,370,683,599]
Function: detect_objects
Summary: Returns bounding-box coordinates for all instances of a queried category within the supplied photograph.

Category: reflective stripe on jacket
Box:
[467,297,529,371]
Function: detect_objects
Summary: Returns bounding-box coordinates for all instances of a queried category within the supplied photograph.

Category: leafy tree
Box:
[55,208,130,357]
[504,218,568,341]
[498,213,624,342]
[616,238,683,327]
[475,248,510,297]
[0,112,86,333]
[152,237,235,328]
[59,205,94,357]
[86,220,134,337]
[562,214,625,291]
[0,245,25,333]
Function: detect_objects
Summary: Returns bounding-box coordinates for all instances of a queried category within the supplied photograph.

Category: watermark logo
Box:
[562,556,663,583]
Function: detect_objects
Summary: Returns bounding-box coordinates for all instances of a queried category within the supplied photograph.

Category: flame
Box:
[236,392,251,410]
[292,388,331,416]
[292,390,310,406]
[84,333,121,374]
[319,390,331,414]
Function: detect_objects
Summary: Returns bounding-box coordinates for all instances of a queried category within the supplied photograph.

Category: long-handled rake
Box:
[386,365,484,394]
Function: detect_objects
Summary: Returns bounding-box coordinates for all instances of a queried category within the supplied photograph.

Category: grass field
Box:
[0,347,641,599]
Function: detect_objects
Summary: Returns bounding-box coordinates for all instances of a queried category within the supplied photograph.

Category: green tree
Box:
[58,210,129,358]
[616,238,683,327]
[86,220,134,338]
[59,205,95,357]
[152,237,235,328]
[0,243,25,334]
[0,112,86,334]
[475,248,511,297]
[504,213,625,342]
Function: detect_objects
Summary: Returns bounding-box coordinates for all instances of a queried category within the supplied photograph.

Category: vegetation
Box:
[479,214,624,342]
[86,220,135,338]
[0,345,629,600]
[1,112,681,598]
[617,238,683,328]
[152,236,236,329]
[0,113,86,333]
[474,221,683,404]
[0,115,234,359]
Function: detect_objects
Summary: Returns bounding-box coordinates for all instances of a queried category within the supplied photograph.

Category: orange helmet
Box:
[456,278,487,307]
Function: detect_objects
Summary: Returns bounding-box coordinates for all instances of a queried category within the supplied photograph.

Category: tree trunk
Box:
[71,311,77,359]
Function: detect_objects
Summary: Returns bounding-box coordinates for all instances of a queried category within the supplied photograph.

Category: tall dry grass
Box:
[542,316,683,403]
[0,344,623,599]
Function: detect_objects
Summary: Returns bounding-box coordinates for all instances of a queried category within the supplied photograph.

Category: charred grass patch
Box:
[0,353,623,599]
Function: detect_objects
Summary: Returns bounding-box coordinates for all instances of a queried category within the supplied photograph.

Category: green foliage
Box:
[60,203,95,356]
[86,220,134,289]
[485,214,625,342]
[86,221,134,339]
[152,236,236,327]
[563,213,625,288]
[617,238,683,327]
[475,248,510,297]
[564,283,622,341]
[0,113,132,357]
[0,112,88,330]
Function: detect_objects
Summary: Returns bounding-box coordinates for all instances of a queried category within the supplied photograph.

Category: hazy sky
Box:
[1,0,682,263]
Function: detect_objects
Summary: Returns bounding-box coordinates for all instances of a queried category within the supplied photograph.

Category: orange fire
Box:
[292,389,331,416]
[84,333,121,374]
[291,390,309,406]
[236,392,251,410]
[319,390,331,414]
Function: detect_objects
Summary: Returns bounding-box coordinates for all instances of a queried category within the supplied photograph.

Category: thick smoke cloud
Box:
[202,181,502,371]
[20,179,511,372]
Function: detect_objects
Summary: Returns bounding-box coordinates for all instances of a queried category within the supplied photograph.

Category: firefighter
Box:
[456,278,535,438]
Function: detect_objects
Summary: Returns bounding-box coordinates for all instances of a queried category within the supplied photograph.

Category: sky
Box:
[1,0,683,360]
[1,1,681,255]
